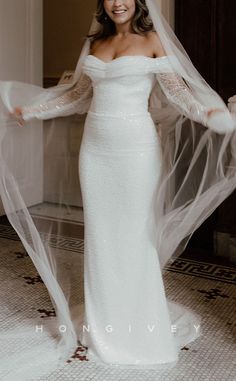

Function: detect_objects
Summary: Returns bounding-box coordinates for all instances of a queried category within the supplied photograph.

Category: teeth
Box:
[113,10,126,14]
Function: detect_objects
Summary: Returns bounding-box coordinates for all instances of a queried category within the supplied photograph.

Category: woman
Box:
[1,0,236,378]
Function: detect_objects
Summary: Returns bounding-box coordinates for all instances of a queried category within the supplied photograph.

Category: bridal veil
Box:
[0,0,236,379]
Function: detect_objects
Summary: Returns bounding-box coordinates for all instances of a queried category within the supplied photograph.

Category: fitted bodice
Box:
[82,55,172,117]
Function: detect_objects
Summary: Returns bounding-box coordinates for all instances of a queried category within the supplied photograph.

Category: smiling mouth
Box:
[112,10,127,15]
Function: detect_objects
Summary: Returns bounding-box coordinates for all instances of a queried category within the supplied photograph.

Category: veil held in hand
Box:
[0,0,236,379]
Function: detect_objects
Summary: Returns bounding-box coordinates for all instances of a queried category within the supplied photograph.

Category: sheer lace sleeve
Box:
[156,72,209,126]
[21,73,93,121]
[155,71,236,134]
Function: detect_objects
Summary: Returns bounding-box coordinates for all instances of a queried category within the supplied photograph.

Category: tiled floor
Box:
[29,202,84,225]
[0,203,236,380]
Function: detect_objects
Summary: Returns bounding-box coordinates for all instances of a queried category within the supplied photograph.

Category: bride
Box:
[1,0,236,379]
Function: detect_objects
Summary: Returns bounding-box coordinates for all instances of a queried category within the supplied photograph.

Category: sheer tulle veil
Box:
[0,0,236,379]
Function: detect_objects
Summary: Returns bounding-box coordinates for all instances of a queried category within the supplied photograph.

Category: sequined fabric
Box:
[21,55,202,368]
[22,73,93,120]
[157,72,208,125]
[76,56,201,368]
[22,54,208,126]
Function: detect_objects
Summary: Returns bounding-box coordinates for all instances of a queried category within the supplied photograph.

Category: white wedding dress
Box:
[19,54,203,369]
[22,54,202,368]
[0,54,205,376]
[75,55,201,367]
[1,1,236,375]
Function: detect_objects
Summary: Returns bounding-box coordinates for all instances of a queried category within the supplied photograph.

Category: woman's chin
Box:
[108,13,133,25]
[112,17,133,26]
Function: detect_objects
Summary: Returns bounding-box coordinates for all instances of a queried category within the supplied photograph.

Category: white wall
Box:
[0,0,43,215]
[0,0,42,83]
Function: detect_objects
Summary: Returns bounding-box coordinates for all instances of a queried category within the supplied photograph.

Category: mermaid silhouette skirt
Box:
[77,110,188,367]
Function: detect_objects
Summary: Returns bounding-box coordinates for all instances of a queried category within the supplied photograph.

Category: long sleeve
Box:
[155,71,236,134]
[21,73,93,121]
[156,72,209,126]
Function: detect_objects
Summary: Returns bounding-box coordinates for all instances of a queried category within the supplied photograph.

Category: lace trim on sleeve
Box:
[22,74,93,121]
[156,72,208,126]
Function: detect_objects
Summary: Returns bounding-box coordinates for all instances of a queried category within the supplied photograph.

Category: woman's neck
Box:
[115,21,134,37]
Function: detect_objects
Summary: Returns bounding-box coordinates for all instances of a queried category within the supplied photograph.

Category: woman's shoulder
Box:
[145,31,167,57]
[90,38,99,53]
[90,37,107,54]
[145,31,161,43]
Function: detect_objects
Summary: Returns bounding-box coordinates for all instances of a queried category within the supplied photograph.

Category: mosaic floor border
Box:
[0,222,236,284]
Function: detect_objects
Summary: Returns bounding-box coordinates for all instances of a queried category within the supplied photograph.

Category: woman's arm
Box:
[150,32,235,132]
[156,70,236,134]
[156,72,209,126]
[20,73,92,121]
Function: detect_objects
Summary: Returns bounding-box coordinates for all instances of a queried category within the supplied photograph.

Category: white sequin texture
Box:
[22,74,93,120]
[76,56,201,368]
[157,72,208,125]
[20,55,202,368]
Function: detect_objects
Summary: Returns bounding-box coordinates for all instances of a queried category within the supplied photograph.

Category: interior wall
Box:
[0,0,43,215]
[158,0,175,29]
[43,0,96,79]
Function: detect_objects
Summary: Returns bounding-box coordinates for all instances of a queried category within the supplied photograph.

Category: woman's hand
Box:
[9,107,25,127]
[207,108,225,118]
[207,108,236,123]
[206,107,236,134]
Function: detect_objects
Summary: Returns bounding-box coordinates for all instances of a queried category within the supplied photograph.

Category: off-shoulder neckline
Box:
[86,54,169,64]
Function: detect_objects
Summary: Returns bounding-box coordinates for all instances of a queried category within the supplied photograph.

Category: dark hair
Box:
[87,0,154,42]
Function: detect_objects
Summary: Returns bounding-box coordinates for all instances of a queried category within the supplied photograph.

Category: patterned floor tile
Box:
[0,214,236,380]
